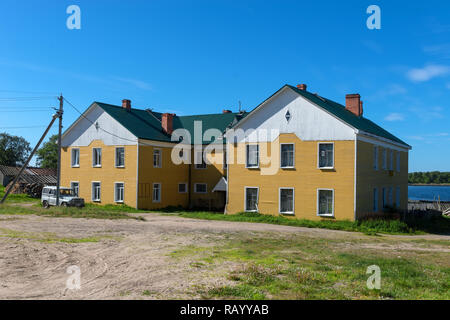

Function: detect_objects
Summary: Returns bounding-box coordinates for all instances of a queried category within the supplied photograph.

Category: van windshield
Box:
[60,189,74,196]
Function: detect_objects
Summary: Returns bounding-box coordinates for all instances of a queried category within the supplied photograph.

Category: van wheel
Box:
[61,202,68,207]
[43,201,49,209]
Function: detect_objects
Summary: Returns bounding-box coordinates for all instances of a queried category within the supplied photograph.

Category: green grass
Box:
[172,211,450,235]
[0,185,39,203]
[171,235,450,300]
[0,203,146,220]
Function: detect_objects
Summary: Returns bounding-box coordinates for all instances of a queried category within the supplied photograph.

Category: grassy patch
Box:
[177,235,450,300]
[173,211,450,235]
[0,227,114,243]
[0,203,146,220]
[0,185,39,203]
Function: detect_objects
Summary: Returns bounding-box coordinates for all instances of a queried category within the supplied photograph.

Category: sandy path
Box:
[0,213,448,299]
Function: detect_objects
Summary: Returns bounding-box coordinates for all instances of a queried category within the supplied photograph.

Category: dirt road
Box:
[0,213,448,299]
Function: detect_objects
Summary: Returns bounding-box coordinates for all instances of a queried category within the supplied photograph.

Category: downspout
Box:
[225,141,229,214]
[188,163,192,209]
[354,135,358,221]
[136,140,140,209]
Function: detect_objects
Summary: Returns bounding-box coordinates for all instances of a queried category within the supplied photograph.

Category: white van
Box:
[41,186,85,208]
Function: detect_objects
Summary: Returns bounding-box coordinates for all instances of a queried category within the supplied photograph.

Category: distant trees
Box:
[409,172,450,184]
[36,134,58,169]
[0,133,31,166]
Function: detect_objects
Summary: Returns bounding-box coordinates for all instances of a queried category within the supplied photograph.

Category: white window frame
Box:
[114,182,124,203]
[317,142,334,169]
[153,149,162,168]
[91,181,101,202]
[71,181,79,197]
[115,147,125,168]
[245,144,259,169]
[194,183,207,194]
[92,148,102,167]
[389,150,394,170]
[373,146,378,171]
[279,187,295,215]
[317,188,334,217]
[373,187,378,212]
[71,148,80,167]
[396,152,401,173]
[244,186,259,212]
[382,148,387,170]
[280,143,295,169]
[152,183,161,203]
[178,183,187,194]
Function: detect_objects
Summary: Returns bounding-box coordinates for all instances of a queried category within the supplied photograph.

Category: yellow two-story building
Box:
[61,84,411,220]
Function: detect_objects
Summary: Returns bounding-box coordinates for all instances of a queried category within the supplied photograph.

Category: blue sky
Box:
[0,0,449,171]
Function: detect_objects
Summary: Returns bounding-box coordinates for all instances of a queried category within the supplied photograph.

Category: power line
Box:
[0,96,57,101]
[0,125,49,129]
[0,110,54,112]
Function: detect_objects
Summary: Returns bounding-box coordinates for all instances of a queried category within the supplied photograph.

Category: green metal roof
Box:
[285,85,410,147]
[95,102,247,144]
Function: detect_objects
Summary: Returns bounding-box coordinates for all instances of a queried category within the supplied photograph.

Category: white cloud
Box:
[112,77,152,91]
[384,113,405,121]
[406,64,450,82]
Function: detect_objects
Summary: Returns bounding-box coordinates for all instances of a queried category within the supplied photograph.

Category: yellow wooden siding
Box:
[61,140,137,207]
[355,140,409,218]
[226,134,356,221]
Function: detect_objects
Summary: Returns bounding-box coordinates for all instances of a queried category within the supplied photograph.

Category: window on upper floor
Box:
[281,144,294,168]
[246,144,259,168]
[373,146,378,171]
[389,150,394,170]
[318,143,334,169]
[92,148,102,167]
[71,148,80,167]
[115,147,125,168]
[195,150,207,169]
[396,152,401,172]
[382,148,387,170]
[153,149,162,168]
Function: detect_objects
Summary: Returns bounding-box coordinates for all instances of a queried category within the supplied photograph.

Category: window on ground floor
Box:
[245,187,259,212]
[194,183,207,193]
[373,188,378,212]
[279,188,294,214]
[153,183,161,203]
[396,186,400,208]
[71,182,79,197]
[178,183,187,193]
[317,189,334,216]
[92,182,101,202]
[115,182,124,203]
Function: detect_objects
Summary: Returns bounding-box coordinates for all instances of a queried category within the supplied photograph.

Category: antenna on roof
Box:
[145,108,162,123]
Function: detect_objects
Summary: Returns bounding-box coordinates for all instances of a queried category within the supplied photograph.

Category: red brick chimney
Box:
[162,113,175,135]
[296,84,307,91]
[222,109,232,114]
[345,94,363,117]
[122,99,131,111]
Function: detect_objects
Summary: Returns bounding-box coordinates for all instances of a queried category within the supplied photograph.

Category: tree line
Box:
[0,132,57,168]
[409,171,450,184]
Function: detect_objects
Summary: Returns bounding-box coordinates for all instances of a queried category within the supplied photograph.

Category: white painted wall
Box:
[228,87,356,143]
[61,104,137,147]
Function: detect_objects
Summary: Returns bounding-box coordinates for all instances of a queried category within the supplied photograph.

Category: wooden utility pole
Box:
[56,95,63,206]
[1,113,59,204]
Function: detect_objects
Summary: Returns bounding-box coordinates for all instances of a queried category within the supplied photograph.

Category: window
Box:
[382,187,386,208]
[71,149,80,167]
[92,182,101,202]
[71,182,79,197]
[114,183,124,203]
[373,146,378,170]
[246,144,259,168]
[92,148,102,167]
[115,147,125,167]
[389,150,393,170]
[382,148,387,170]
[318,143,334,169]
[195,150,207,169]
[396,187,400,208]
[279,188,294,214]
[194,183,207,194]
[388,187,393,206]
[373,188,378,212]
[396,152,401,172]
[223,149,227,169]
[318,189,334,216]
[281,144,294,168]
[152,183,161,203]
[245,187,259,212]
[285,110,291,122]
[153,149,162,168]
[178,183,187,193]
